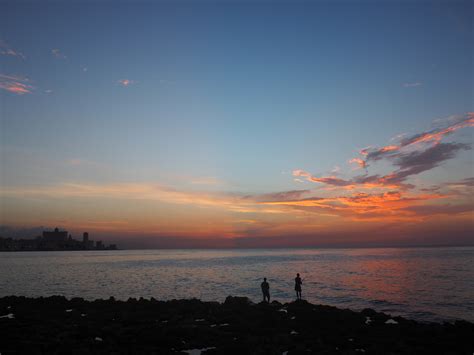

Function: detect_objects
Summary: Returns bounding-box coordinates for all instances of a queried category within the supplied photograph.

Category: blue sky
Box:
[1,1,472,247]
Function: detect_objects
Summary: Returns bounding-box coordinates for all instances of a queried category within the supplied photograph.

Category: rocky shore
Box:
[0,296,472,354]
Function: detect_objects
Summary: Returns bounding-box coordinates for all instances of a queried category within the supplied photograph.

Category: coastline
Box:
[1,296,472,354]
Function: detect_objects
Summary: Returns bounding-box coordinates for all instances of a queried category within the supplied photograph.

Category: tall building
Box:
[83,232,89,244]
[42,228,68,242]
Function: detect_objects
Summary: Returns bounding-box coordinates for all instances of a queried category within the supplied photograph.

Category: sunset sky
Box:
[1,1,472,248]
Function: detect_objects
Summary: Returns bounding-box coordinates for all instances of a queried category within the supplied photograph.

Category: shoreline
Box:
[1,245,474,252]
[1,296,472,354]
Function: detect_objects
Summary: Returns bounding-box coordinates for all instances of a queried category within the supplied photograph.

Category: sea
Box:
[0,247,473,323]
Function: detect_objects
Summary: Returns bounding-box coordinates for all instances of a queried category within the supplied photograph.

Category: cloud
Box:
[447,177,474,188]
[363,113,473,163]
[349,158,367,169]
[401,203,473,216]
[330,166,341,174]
[293,113,473,193]
[403,82,422,87]
[0,182,283,216]
[51,48,66,59]
[293,170,352,186]
[251,189,311,203]
[189,177,223,186]
[261,189,449,221]
[388,142,471,182]
[117,79,136,87]
[0,40,25,59]
[0,74,34,95]
[292,170,405,190]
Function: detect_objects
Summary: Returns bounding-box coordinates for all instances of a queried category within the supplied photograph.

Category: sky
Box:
[0,0,473,248]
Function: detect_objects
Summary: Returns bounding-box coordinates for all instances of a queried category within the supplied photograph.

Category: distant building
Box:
[0,229,119,251]
[42,228,68,242]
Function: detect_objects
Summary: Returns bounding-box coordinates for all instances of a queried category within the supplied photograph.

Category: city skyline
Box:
[1,1,473,248]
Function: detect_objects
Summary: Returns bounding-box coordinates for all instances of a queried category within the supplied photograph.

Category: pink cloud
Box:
[117,79,136,87]
[0,74,34,95]
[361,113,473,163]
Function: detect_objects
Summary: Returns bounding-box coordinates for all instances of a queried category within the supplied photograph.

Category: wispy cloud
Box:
[388,142,470,182]
[51,48,67,59]
[348,158,367,170]
[0,40,25,59]
[294,113,473,192]
[0,182,282,216]
[117,79,136,87]
[261,189,463,221]
[189,176,223,186]
[403,82,422,88]
[0,74,34,95]
[362,113,473,163]
[250,189,311,203]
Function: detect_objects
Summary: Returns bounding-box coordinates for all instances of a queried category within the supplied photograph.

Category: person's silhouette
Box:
[261,277,270,303]
[295,273,302,300]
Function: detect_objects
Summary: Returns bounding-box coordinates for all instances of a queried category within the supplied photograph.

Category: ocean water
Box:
[0,247,473,323]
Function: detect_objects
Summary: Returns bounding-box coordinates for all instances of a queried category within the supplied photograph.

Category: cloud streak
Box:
[294,113,473,192]
[362,113,473,163]
[0,40,25,59]
[403,82,422,87]
[0,74,34,95]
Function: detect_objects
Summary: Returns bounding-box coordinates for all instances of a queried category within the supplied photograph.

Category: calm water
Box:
[0,247,473,323]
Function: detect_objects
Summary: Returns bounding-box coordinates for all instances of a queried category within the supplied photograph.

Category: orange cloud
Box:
[262,190,451,222]
[292,170,404,190]
[349,158,367,169]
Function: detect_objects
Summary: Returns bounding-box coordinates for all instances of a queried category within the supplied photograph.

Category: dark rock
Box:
[224,296,253,307]
[0,296,471,354]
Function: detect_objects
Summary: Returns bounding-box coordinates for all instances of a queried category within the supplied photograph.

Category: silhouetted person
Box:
[261,277,270,303]
[295,273,302,300]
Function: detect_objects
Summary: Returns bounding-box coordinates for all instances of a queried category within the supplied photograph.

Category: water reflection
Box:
[0,247,472,322]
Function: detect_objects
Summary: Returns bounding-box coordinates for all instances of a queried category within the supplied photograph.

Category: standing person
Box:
[261,277,270,303]
[295,273,302,300]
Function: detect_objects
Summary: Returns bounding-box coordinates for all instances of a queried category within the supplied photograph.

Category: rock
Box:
[223,296,252,307]
[0,296,471,354]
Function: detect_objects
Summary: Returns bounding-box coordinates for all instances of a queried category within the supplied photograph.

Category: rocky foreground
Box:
[0,296,473,355]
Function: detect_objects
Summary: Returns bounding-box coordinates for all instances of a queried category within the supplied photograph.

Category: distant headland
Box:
[0,228,117,251]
